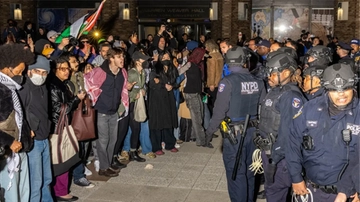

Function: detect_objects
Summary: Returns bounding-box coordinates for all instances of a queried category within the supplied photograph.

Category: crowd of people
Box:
[0,17,359,202]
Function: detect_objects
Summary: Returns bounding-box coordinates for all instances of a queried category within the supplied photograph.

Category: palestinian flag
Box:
[55,0,105,43]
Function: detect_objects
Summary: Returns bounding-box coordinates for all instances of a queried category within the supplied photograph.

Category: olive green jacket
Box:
[128,68,145,103]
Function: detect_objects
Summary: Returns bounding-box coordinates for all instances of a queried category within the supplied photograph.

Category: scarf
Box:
[0,72,22,190]
[84,67,129,120]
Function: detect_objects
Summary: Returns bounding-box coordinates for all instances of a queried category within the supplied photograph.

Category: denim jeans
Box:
[203,102,211,130]
[27,139,53,202]
[96,112,119,170]
[0,152,30,202]
[123,121,153,154]
[72,162,85,181]
[184,93,206,145]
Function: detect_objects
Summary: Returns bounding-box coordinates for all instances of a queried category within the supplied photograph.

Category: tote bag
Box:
[134,93,147,122]
[49,105,79,164]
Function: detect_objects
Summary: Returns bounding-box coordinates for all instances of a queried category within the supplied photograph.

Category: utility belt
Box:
[253,132,277,157]
[306,179,338,194]
[220,118,257,145]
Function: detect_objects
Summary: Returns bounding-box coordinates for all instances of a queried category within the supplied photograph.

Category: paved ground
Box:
[70,136,266,202]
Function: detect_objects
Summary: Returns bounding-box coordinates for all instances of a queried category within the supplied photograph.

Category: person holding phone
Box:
[151,23,177,54]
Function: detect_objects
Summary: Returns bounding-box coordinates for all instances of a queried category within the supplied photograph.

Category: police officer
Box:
[337,42,355,69]
[303,45,332,69]
[206,46,266,202]
[350,39,360,60]
[254,52,306,202]
[301,46,332,100]
[287,63,359,202]
[302,65,327,100]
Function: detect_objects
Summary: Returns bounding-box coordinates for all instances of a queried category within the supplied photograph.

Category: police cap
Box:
[266,52,298,74]
[322,63,357,91]
[225,46,248,66]
[337,42,353,51]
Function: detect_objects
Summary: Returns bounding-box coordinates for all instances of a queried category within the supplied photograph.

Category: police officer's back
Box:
[288,63,359,201]
[206,46,265,202]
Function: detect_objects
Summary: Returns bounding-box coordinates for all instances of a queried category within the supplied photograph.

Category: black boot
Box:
[129,151,146,162]
[113,156,127,169]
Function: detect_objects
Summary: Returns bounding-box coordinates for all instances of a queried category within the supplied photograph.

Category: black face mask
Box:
[142,60,149,69]
[8,23,14,27]
[12,75,23,85]
[161,60,171,66]
[177,58,183,65]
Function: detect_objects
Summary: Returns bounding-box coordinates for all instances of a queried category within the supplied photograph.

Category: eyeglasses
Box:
[57,67,71,72]
[81,41,89,44]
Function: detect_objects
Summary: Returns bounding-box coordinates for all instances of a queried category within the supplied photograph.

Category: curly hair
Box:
[0,44,35,70]
[291,68,303,87]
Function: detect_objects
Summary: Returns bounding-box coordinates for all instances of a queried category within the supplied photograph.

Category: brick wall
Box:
[0,0,36,31]
[211,0,252,44]
[334,0,360,42]
[230,0,251,45]
[100,0,138,40]
[0,0,257,43]
[211,0,223,41]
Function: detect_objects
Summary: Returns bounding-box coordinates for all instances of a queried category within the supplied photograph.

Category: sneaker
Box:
[94,160,100,172]
[176,139,184,144]
[175,143,180,149]
[84,166,92,176]
[119,150,129,161]
[145,152,156,159]
[155,150,165,155]
[74,177,95,188]
[170,148,179,153]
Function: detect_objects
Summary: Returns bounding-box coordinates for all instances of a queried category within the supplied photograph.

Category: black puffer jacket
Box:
[49,74,80,133]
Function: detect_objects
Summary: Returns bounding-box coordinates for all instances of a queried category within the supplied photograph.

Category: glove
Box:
[265,163,277,184]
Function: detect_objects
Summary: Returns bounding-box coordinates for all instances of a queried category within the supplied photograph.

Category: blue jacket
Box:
[259,83,306,164]
[206,66,266,136]
[305,87,325,101]
[287,94,359,187]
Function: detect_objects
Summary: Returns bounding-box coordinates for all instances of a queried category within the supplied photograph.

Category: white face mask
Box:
[30,73,47,86]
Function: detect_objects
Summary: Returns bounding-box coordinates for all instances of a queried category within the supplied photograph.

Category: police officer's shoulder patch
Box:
[219,83,226,93]
[292,98,301,108]
[293,106,303,119]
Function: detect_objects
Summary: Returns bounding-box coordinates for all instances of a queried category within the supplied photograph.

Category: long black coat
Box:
[148,64,178,130]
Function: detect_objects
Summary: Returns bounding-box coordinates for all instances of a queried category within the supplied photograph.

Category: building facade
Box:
[1,0,359,44]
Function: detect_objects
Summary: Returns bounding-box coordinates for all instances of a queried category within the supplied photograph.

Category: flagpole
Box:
[77,0,106,39]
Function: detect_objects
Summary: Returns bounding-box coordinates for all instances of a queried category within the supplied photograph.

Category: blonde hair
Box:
[204,39,219,52]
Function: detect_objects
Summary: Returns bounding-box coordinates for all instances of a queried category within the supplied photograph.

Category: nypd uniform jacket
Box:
[259,82,306,164]
[305,87,325,101]
[337,163,359,197]
[287,94,359,187]
[206,67,266,136]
